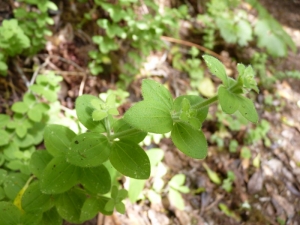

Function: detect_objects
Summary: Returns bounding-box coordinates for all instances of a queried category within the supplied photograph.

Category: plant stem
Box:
[192,95,218,110]
[192,82,241,110]
[105,117,111,139]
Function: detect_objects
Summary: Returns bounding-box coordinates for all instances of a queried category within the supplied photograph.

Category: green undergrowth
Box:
[0,56,260,224]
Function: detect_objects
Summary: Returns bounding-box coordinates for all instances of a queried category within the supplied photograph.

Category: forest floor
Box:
[1,0,300,225]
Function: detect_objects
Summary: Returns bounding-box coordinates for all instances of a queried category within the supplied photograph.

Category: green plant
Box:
[222,170,236,192]
[0,19,30,76]
[13,0,57,55]
[245,119,270,146]
[0,72,62,174]
[128,148,189,210]
[0,55,259,224]
[88,0,188,86]
[197,0,296,57]
[0,0,57,76]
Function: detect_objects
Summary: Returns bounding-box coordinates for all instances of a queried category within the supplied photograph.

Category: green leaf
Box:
[41,207,63,225]
[79,165,111,194]
[124,101,173,134]
[22,182,53,213]
[203,163,221,185]
[0,114,10,128]
[40,156,79,194]
[108,108,119,115]
[174,95,209,126]
[81,196,113,216]
[28,108,43,122]
[28,122,46,145]
[146,148,164,167]
[254,19,287,57]
[3,173,29,200]
[43,89,57,102]
[0,169,7,185]
[241,147,251,159]
[218,86,239,114]
[236,20,252,46]
[75,95,106,132]
[171,122,207,159]
[141,79,173,110]
[147,189,162,204]
[0,61,8,75]
[55,188,85,224]
[237,96,258,123]
[21,210,42,224]
[111,185,118,199]
[30,150,53,178]
[67,133,110,167]
[44,124,76,157]
[0,130,10,146]
[11,102,29,114]
[13,134,35,148]
[90,99,102,110]
[2,142,19,160]
[110,140,150,179]
[16,125,27,138]
[46,2,58,10]
[128,178,146,203]
[169,174,185,189]
[0,187,5,200]
[169,174,189,193]
[0,202,22,225]
[80,198,100,221]
[104,199,115,212]
[203,55,228,87]
[168,188,185,210]
[92,110,108,121]
[112,119,147,143]
[116,189,128,201]
[115,202,125,214]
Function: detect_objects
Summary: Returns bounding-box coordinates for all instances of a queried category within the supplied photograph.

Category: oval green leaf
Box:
[218,86,239,114]
[237,96,258,123]
[110,140,150,179]
[29,151,53,179]
[203,55,228,87]
[112,119,147,143]
[44,124,76,157]
[40,156,79,194]
[55,188,85,224]
[22,182,53,213]
[66,133,110,167]
[75,94,106,132]
[171,122,207,159]
[124,101,173,134]
[80,196,113,221]
[79,165,111,194]
[141,79,173,110]
[41,207,63,225]
[11,102,29,114]
[0,202,22,225]
[3,173,29,200]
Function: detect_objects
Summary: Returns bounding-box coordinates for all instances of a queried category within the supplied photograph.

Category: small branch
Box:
[30,57,51,85]
[160,36,225,61]
[48,55,86,72]
[79,73,87,96]
[13,59,30,87]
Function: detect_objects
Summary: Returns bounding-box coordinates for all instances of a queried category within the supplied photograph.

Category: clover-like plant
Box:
[0,55,259,224]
